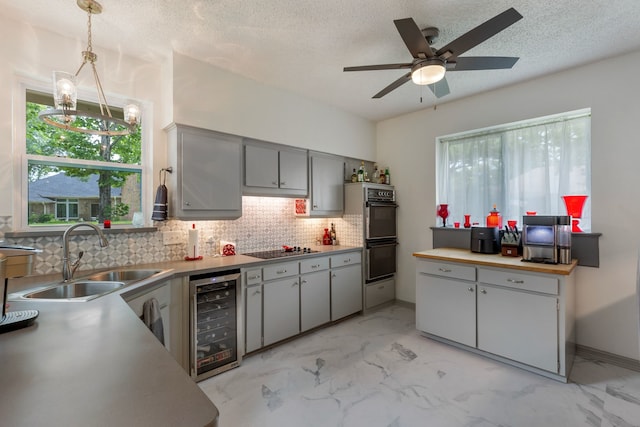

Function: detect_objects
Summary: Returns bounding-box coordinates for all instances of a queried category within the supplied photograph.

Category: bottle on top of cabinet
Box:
[351,168,357,183]
[372,164,380,183]
[357,161,365,182]
[384,167,390,185]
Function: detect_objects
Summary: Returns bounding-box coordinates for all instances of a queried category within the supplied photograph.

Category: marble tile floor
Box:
[199,304,640,427]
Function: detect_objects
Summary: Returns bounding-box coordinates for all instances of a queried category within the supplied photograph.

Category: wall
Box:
[377,49,640,360]
[2,198,360,277]
[169,53,375,161]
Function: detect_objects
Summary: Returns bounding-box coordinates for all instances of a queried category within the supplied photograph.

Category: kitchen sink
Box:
[22,280,125,301]
[86,269,162,283]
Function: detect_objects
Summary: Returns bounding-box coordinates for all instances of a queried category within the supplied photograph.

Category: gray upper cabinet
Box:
[308,152,344,216]
[166,124,243,220]
[244,140,308,197]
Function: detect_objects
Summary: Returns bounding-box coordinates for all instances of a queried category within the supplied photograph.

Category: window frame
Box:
[435,108,591,229]
[12,76,153,231]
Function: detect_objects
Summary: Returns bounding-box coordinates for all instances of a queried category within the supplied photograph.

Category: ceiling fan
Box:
[344,7,523,99]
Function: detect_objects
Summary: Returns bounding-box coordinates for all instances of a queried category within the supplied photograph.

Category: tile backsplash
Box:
[0,196,362,276]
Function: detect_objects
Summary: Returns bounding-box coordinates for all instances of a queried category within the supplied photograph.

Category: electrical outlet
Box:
[162,231,182,245]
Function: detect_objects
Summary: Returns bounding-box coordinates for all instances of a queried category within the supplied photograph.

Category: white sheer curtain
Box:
[437,110,591,230]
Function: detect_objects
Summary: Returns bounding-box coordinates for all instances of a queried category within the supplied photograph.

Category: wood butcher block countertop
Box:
[413,248,578,275]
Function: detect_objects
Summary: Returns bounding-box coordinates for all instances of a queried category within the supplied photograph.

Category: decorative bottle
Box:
[486,204,503,228]
[384,167,390,185]
[322,228,331,245]
[351,168,357,183]
[357,161,364,182]
[330,223,337,245]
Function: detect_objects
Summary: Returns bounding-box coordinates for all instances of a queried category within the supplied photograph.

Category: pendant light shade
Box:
[39,0,140,137]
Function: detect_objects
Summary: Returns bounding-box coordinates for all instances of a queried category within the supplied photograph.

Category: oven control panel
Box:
[366,188,396,202]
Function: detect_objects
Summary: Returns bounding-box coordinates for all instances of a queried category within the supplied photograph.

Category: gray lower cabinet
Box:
[416,274,476,347]
[330,251,363,320]
[300,257,331,332]
[263,276,300,347]
[245,284,263,353]
[166,124,243,219]
[243,252,360,354]
[415,258,575,381]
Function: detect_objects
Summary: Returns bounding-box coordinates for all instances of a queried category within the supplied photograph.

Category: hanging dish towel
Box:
[151,168,170,221]
[141,297,165,346]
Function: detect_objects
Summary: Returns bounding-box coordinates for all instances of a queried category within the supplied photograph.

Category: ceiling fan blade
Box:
[344,63,413,72]
[394,17,435,58]
[447,56,519,71]
[373,72,412,98]
[435,8,522,61]
[429,77,450,98]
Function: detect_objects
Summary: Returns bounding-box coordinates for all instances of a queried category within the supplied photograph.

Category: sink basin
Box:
[86,269,162,283]
[22,281,125,301]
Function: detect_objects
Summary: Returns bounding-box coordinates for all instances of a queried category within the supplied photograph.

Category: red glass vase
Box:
[437,204,449,227]
[562,195,588,232]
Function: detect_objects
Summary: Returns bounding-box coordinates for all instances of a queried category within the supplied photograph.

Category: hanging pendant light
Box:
[39,0,140,137]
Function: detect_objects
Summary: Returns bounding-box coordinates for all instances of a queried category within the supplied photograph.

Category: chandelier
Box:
[39,0,140,137]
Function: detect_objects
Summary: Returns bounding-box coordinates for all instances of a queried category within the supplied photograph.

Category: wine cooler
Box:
[189,269,242,381]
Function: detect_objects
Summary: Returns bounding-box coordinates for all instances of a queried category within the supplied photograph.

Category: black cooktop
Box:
[243,248,318,260]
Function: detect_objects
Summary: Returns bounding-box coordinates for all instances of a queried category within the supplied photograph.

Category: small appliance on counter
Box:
[470,226,501,254]
[522,215,571,264]
[0,248,39,334]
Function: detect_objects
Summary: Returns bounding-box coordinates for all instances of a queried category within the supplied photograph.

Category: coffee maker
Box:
[522,215,571,264]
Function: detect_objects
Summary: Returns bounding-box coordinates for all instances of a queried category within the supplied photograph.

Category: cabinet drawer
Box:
[330,251,362,268]
[365,278,395,309]
[417,260,476,282]
[300,257,330,274]
[262,261,299,281]
[245,269,262,285]
[477,268,558,295]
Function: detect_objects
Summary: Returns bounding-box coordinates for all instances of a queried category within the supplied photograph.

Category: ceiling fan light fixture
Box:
[411,59,446,85]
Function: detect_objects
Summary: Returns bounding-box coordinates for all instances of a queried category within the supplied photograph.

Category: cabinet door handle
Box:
[252,289,261,296]
[280,181,286,186]
[271,181,278,185]
[184,201,191,206]
[313,204,318,208]
[344,258,351,263]
[311,264,319,269]
[467,287,474,292]
[301,279,308,284]
[507,278,524,284]
[332,273,337,278]
[248,275,260,280]
[277,269,287,274]
[292,281,299,287]
[438,267,452,273]
[480,288,487,294]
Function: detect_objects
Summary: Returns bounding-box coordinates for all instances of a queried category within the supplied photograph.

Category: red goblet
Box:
[437,204,449,227]
[562,195,588,232]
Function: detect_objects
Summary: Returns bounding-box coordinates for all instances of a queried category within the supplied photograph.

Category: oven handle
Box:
[366,201,398,208]
[366,240,398,249]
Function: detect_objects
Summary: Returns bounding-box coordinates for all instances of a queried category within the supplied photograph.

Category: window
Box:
[20,86,146,228]
[436,109,591,231]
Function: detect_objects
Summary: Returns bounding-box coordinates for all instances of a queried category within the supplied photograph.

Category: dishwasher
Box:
[189,268,242,381]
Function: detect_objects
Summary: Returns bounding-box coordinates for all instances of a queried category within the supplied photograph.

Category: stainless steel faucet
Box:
[62,223,109,282]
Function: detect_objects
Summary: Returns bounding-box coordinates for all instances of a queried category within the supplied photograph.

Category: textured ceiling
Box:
[3,0,640,121]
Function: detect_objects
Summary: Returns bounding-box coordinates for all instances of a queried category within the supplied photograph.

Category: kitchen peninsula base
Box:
[414,248,577,382]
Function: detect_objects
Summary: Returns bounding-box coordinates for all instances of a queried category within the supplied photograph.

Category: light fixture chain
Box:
[86,5,93,53]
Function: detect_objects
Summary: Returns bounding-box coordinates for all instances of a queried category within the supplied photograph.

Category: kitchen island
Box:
[414,248,577,382]
[0,246,361,426]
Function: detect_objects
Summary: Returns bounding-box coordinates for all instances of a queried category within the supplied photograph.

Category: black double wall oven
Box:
[364,187,398,282]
